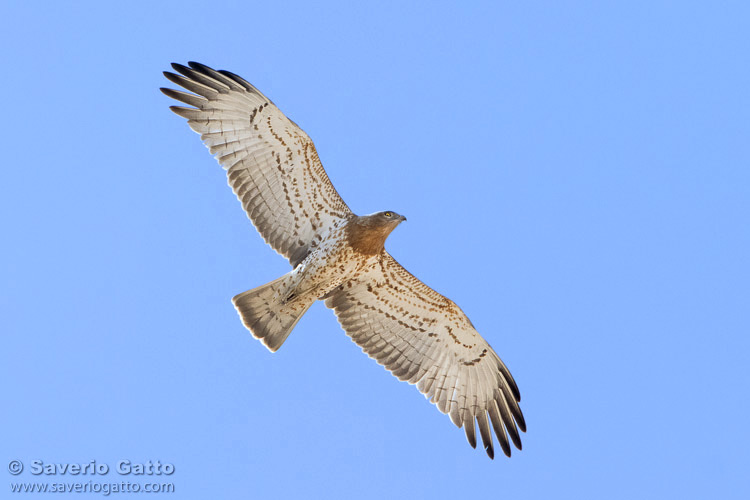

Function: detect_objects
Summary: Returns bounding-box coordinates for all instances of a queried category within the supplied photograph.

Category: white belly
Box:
[284,228,370,302]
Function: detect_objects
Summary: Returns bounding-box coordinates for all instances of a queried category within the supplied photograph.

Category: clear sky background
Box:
[2,1,749,499]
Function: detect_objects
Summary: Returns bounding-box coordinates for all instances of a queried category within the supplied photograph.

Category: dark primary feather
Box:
[324,253,526,459]
[162,61,352,268]
[163,62,526,460]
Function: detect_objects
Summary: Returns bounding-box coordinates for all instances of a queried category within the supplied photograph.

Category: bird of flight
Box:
[161,62,525,459]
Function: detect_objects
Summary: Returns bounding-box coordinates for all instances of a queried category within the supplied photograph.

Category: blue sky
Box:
[2,1,749,498]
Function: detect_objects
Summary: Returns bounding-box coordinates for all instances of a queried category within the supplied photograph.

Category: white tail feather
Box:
[232,276,314,352]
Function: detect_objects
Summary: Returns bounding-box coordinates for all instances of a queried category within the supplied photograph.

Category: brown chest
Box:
[345,221,391,256]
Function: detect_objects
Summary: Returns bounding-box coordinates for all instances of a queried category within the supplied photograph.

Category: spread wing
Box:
[325,253,525,458]
[161,62,352,267]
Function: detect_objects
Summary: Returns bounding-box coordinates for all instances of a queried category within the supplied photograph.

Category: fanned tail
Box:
[232,276,314,352]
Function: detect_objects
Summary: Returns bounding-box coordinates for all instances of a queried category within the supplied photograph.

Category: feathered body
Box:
[162,62,526,459]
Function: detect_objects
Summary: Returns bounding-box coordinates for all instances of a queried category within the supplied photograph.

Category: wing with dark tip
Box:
[162,62,352,267]
[324,252,525,458]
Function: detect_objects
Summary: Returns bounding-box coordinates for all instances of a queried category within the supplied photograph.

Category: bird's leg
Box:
[280,264,313,305]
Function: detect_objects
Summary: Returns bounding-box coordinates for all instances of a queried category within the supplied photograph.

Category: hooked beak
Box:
[399,215,407,222]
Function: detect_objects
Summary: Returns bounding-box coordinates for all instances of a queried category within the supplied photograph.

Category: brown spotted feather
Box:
[163,62,525,459]
[161,62,352,267]
[325,253,525,458]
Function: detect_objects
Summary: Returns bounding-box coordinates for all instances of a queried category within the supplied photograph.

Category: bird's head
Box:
[346,211,407,255]
[377,210,407,226]
[370,210,407,243]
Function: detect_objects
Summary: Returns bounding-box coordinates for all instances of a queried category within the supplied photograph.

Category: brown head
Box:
[346,211,407,256]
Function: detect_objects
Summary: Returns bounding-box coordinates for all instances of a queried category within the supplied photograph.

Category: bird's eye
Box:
[384,212,392,217]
